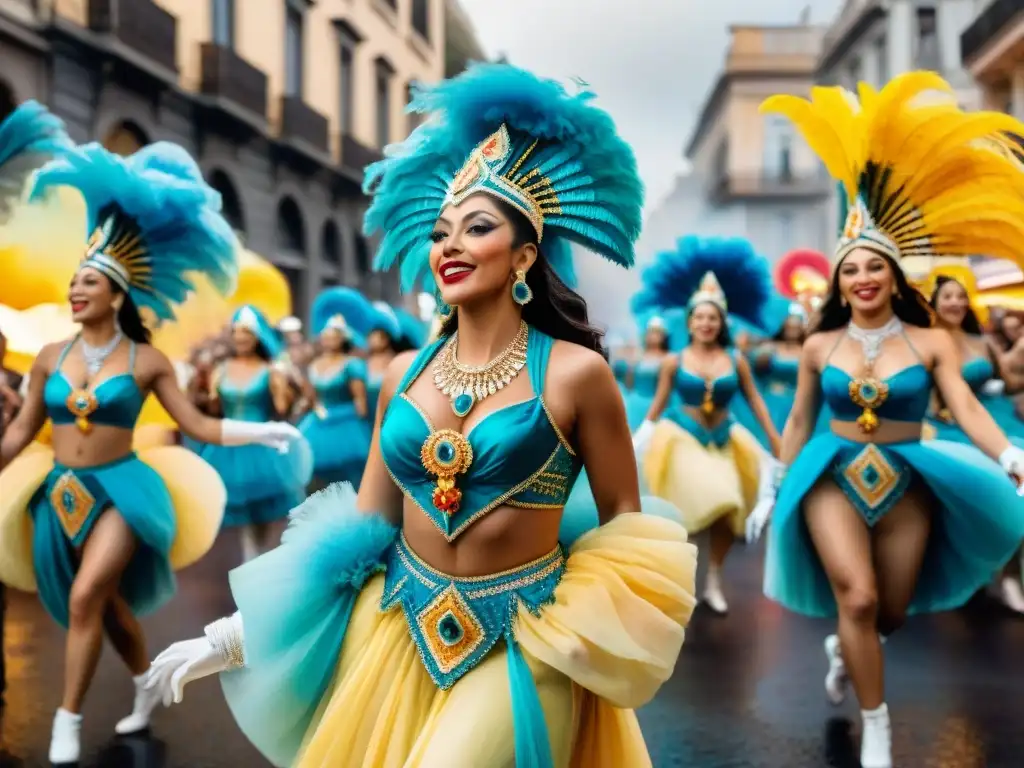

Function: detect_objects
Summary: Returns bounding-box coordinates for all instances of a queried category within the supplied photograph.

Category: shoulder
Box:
[548,339,614,391]
[382,349,420,391]
[31,340,66,377]
[915,326,956,360]
[803,330,839,366]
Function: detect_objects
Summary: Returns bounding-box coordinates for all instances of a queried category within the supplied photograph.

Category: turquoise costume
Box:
[929,357,1024,447]
[624,357,663,430]
[298,358,372,485]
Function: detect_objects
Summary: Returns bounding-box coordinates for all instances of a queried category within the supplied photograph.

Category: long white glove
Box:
[632,419,656,454]
[998,445,1024,496]
[746,458,786,544]
[145,613,245,706]
[220,418,301,453]
[982,379,1006,397]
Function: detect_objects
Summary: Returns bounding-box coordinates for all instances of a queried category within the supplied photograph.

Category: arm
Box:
[779,335,824,465]
[574,350,642,524]
[349,377,369,420]
[643,354,678,423]
[736,354,782,456]
[0,347,54,465]
[269,367,294,417]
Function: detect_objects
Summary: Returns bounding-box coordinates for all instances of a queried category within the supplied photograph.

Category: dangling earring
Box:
[511,269,533,306]
[434,289,453,319]
[840,295,848,308]
[892,284,902,299]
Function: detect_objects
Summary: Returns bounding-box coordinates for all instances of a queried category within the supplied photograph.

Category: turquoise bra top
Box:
[765,352,800,388]
[822,364,931,422]
[674,349,740,410]
[611,357,630,387]
[218,365,275,422]
[379,326,582,542]
[45,339,144,430]
[962,357,994,394]
[633,357,662,398]
[311,358,366,408]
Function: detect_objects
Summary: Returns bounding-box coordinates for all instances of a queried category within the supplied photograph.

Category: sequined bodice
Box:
[218,366,274,422]
[633,358,663,397]
[822,364,931,423]
[379,326,582,542]
[45,340,143,429]
[311,358,365,408]
[673,350,739,410]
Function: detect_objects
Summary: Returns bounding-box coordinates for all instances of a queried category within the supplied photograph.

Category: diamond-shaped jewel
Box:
[437,613,464,646]
[861,465,880,487]
[843,444,898,512]
[417,584,484,675]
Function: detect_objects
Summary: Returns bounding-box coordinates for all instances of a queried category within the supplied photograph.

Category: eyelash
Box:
[430,223,494,242]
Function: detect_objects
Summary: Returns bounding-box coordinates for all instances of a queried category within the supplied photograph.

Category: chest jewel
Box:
[421,430,474,515]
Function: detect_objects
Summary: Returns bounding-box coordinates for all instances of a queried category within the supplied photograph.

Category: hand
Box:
[145,637,227,706]
[747,458,785,543]
[221,419,301,453]
[998,445,1024,496]
[745,497,774,544]
[632,420,655,454]
[261,421,302,453]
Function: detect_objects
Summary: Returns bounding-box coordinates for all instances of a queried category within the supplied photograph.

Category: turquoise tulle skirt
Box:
[298,403,371,486]
[31,454,176,627]
[190,437,313,527]
[765,433,1024,618]
[927,395,1024,447]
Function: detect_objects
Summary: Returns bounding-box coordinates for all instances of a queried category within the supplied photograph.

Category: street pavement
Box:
[1,535,1021,767]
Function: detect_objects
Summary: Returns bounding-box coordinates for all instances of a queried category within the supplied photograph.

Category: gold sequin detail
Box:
[49,471,96,540]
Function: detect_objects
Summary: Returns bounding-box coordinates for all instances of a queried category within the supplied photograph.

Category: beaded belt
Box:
[830,443,912,525]
[380,535,564,690]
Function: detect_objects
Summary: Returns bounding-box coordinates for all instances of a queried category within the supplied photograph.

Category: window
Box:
[411,0,430,41]
[375,58,394,148]
[285,0,304,97]
[337,25,360,134]
[762,116,793,181]
[915,7,940,70]
[874,35,888,85]
[212,0,234,48]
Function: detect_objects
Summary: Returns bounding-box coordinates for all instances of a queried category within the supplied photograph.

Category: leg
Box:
[103,595,148,675]
[703,517,734,614]
[999,545,1024,614]
[872,485,932,637]
[239,524,260,562]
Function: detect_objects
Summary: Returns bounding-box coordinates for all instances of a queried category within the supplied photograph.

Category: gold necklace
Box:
[433,320,529,417]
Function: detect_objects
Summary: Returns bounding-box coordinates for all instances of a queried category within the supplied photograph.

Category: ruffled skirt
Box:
[641,412,762,535]
[765,433,1024,618]
[0,444,225,626]
[219,484,697,768]
[298,403,371,486]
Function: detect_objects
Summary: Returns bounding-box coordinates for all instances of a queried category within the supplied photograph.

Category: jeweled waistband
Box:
[381,535,565,689]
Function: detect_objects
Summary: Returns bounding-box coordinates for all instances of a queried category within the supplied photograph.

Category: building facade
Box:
[961,0,1024,116]
[0,0,449,319]
[676,24,833,265]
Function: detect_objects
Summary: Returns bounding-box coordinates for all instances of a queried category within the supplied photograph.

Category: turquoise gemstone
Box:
[438,614,464,645]
[513,282,532,303]
[436,440,456,464]
[62,490,75,512]
[861,465,880,487]
[452,392,474,417]
[76,397,88,409]
[860,382,877,401]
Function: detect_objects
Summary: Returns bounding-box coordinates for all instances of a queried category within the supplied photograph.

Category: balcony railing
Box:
[341,134,383,175]
[819,0,885,73]
[88,0,177,73]
[961,0,1024,66]
[711,172,831,201]
[279,96,329,153]
[200,43,268,119]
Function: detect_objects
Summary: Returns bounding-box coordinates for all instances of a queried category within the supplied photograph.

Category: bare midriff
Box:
[829,419,924,445]
[50,424,136,468]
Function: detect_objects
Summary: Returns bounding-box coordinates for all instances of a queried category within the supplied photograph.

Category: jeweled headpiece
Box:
[232,304,282,358]
[364,63,644,291]
[30,142,238,323]
[761,72,1024,272]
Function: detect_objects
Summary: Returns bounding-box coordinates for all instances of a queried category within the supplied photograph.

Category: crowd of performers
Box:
[0,66,1023,768]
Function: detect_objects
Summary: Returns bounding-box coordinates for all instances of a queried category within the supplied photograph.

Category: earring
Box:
[511,269,533,306]
[840,295,848,308]
[434,289,453,319]
[892,284,902,299]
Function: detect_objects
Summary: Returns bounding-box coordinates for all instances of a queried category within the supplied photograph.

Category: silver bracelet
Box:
[204,612,246,670]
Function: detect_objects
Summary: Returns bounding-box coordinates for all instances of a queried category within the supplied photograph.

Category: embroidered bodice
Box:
[218,365,275,422]
[45,340,144,430]
[379,326,582,542]
[673,349,740,411]
[822,364,931,423]
[311,358,365,409]
[633,357,663,398]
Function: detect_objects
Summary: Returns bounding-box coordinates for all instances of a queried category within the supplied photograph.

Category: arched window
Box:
[276,196,306,256]
[103,120,149,156]
[322,220,341,267]
[207,169,246,235]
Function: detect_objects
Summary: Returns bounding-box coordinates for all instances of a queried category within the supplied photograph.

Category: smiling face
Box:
[781,316,805,342]
[429,193,537,310]
[1003,314,1023,343]
[836,247,897,315]
[644,324,667,351]
[231,325,259,356]
[68,266,118,324]
[934,279,970,329]
[368,328,391,353]
[688,303,724,346]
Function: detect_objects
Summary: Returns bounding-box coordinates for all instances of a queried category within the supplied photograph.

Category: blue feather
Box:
[0,100,73,216]
[633,235,775,333]
[310,287,376,346]
[392,307,427,348]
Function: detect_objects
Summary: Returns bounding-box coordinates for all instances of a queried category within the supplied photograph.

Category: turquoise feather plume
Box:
[0,100,73,219]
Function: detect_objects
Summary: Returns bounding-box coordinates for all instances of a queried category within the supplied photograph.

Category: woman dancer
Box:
[748,73,1024,768]
[192,304,313,562]
[298,289,372,487]
[753,303,811,433]
[145,63,696,768]
[633,236,780,614]
[0,142,300,763]
[623,316,672,430]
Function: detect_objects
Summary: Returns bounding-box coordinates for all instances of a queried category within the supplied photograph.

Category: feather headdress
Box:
[0,100,73,220]
[388,305,428,348]
[921,261,989,325]
[631,235,775,333]
[364,63,644,291]
[774,248,830,299]
[29,142,238,324]
[761,72,1024,270]
[232,304,282,359]
[310,287,375,346]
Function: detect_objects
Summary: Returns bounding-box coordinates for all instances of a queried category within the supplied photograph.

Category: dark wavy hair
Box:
[644,325,670,352]
[688,303,732,349]
[107,281,152,344]
[773,314,808,343]
[438,198,606,355]
[812,253,934,333]
[929,276,983,335]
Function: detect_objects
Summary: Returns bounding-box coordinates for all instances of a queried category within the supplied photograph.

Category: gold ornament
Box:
[65,389,98,434]
[433,320,528,418]
[848,375,889,434]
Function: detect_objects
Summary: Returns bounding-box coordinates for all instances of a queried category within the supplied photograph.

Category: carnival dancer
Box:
[0,141,302,763]
[297,288,373,488]
[747,72,1024,768]
[193,304,313,562]
[144,63,697,768]
[632,236,780,615]
[752,303,812,433]
[624,315,672,430]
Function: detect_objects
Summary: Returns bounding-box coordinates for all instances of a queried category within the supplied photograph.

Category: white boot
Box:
[824,634,848,705]
[999,576,1024,615]
[702,566,728,615]
[49,707,82,764]
[860,703,893,768]
[239,526,260,563]
[114,672,161,735]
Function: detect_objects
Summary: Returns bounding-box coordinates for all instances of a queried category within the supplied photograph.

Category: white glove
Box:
[998,445,1024,496]
[220,418,301,453]
[632,419,656,454]
[746,459,786,544]
[145,613,245,706]
[982,379,1006,397]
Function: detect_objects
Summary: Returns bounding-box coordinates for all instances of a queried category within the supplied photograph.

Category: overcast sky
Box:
[459,0,843,213]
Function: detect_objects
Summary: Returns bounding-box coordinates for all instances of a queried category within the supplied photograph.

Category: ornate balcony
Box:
[710,172,831,202]
[340,134,383,177]
[88,0,177,73]
[200,43,268,120]
[961,0,1024,68]
[279,96,329,153]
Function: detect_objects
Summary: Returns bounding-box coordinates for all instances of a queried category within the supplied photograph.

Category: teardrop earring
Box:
[511,269,533,306]
[840,295,848,308]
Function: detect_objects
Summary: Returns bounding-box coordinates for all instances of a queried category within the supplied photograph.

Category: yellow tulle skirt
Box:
[295,514,697,768]
[642,419,761,536]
